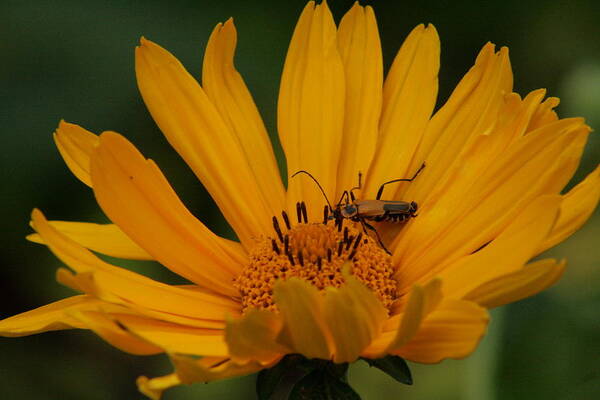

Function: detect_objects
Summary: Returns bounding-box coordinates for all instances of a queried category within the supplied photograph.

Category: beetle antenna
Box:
[291,170,334,211]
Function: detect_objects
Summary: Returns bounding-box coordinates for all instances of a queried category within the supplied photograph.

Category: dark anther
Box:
[337,241,344,257]
[336,215,343,232]
[300,201,308,223]
[327,248,332,263]
[272,216,283,242]
[348,248,357,260]
[284,235,289,255]
[323,205,329,224]
[281,211,291,230]
[343,227,349,244]
[316,257,322,270]
[345,235,354,251]
[297,250,304,266]
[296,202,302,223]
[353,233,363,251]
[287,252,295,266]
[363,238,368,244]
[271,239,280,254]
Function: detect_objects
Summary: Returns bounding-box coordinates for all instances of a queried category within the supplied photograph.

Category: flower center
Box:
[234,203,398,312]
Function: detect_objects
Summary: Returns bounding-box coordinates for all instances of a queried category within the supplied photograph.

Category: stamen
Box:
[353,233,363,251]
[297,250,304,267]
[327,248,332,263]
[296,202,302,223]
[287,252,295,266]
[345,235,354,251]
[316,257,322,270]
[301,201,308,223]
[323,206,329,224]
[282,211,291,230]
[348,248,357,260]
[337,241,343,257]
[272,216,283,242]
[284,235,289,255]
[336,215,343,232]
[343,227,349,244]
[271,239,280,254]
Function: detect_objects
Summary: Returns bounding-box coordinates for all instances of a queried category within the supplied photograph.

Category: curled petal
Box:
[53,120,98,187]
[28,221,152,260]
[464,258,566,309]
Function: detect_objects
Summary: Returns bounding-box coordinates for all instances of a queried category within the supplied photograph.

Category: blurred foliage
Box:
[1,0,598,399]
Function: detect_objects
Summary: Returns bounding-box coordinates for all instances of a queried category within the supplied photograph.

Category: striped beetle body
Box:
[292,163,425,254]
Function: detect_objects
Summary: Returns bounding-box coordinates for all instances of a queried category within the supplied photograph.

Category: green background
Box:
[1,0,599,399]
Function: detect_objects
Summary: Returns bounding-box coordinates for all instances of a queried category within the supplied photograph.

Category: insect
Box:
[292,163,425,254]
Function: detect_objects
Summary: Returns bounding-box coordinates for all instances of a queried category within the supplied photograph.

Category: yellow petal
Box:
[278,1,345,219]
[0,295,92,336]
[272,277,332,359]
[136,38,276,247]
[31,209,240,328]
[53,120,98,187]
[323,271,388,363]
[114,313,228,356]
[435,195,561,299]
[27,221,152,260]
[394,118,587,287]
[404,43,513,205]
[74,310,162,355]
[172,355,269,384]
[225,308,287,365]
[364,24,440,200]
[335,3,382,194]
[394,299,489,364]
[203,19,285,221]
[464,258,566,309]
[90,131,244,295]
[537,164,600,254]
[137,374,181,400]
[363,278,442,358]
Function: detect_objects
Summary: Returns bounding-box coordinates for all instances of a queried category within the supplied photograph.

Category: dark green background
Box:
[1,0,598,399]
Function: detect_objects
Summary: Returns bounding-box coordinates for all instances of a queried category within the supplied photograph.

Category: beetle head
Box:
[340,204,358,218]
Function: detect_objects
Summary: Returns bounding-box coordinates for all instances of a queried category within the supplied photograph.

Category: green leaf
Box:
[256,355,319,400]
[289,368,361,400]
[362,356,413,385]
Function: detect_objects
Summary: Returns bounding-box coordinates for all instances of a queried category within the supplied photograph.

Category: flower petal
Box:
[172,355,269,384]
[537,164,600,254]
[136,38,276,246]
[278,1,345,219]
[394,117,587,287]
[74,310,162,355]
[31,209,240,328]
[225,308,287,365]
[364,23,440,199]
[53,120,98,187]
[114,313,228,357]
[137,374,181,400]
[394,299,489,364]
[362,278,442,358]
[27,221,152,260]
[90,131,245,295]
[0,295,91,336]
[404,43,513,205]
[464,258,566,309]
[335,3,382,194]
[323,271,388,363]
[272,277,332,359]
[434,195,561,299]
[203,19,285,221]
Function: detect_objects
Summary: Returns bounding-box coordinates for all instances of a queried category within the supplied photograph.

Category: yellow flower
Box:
[1,1,599,398]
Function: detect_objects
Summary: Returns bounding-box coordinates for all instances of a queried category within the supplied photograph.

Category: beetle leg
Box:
[361,219,391,255]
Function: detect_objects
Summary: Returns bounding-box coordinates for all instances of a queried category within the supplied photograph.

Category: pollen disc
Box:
[234,213,398,312]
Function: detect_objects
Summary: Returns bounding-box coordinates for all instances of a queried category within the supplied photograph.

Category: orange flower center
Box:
[234,203,398,312]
